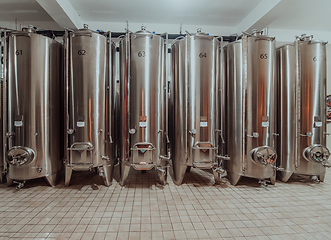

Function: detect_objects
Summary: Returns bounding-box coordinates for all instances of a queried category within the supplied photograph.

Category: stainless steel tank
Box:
[169,29,224,185]
[118,27,169,186]
[65,27,115,186]
[4,26,63,187]
[223,31,278,186]
[277,34,330,182]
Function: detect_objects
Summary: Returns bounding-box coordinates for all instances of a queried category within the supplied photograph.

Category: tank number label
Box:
[262,121,269,127]
[14,121,23,127]
[315,121,322,127]
[200,122,208,127]
[199,53,207,58]
[260,53,268,59]
[139,122,147,128]
[15,50,23,55]
[78,50,86,55]
[77,121,85,127]
[138,51,146,57]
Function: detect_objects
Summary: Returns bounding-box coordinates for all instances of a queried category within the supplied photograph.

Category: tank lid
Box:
[134,25,154,35]
[188,28,212,38]
[22,25,36,33]
[296,34,328,44]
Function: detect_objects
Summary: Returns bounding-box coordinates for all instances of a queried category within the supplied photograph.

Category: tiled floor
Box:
[0,165,331,240]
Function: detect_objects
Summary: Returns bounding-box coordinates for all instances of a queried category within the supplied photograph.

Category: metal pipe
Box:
[108,31,113,146]
[125,30,131,162]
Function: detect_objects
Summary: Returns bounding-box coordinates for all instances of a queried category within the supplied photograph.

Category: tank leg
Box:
[270,174,276,185]
[186,166,191,173]
[278,171,293,183]
[0,171,3,183]
[45,173,57,187]
[213,171,221,185]
[65,166,73,187]
[119,161,130,186]
[101,163,113,187]
[157,167,167,185]
[7,177,13,187]
[172,161,187,186]
[227,172,241,186]
[318,174,325,182]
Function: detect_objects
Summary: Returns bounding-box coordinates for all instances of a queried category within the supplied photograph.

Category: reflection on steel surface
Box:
[277,34,330,182]
[65,27,115,186]
[223,30,278,186]
[118,27,169,186]
[5,26,63,187]
[169,29,223,185]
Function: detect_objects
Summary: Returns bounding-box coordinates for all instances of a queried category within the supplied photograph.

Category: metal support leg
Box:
[7,177,13,187]
[157,167,167,185]
[270,174,276,185]
[278,171,293,183]
[120,160,130,186]
[172,160,187,186]
[45,173,57,187]
[318,174,325,182]
[65,166,73,187]
[228,171,241,186]
[100,163,113,187]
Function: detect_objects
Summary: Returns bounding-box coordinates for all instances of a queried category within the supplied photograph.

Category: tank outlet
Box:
[250,146,277,166]
[303,145,330,164]
[67,129,75,134]
[129,129,136,134]
[5,132,15,138]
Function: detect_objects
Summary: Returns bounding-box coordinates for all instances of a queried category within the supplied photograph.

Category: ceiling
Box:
[268,0,331,31]
[0,0,52,21]
[69,0,262,27]
[0,0,331,41]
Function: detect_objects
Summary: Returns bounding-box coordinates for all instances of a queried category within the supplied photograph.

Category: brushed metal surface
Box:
[277,36,328,182]
[118,29,168,185]
[223,32,277,185]
[65,29,115,186]
[169,31,220,185]
[5,27,63,186]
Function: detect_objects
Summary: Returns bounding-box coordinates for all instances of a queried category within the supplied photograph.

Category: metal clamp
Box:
[271,165,284,171]
[215,155,230,161]
[68,142,94,151]
[215,129,225,143]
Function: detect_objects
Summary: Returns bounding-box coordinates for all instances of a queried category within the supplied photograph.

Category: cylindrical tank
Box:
[277,35,330,182]
[223,31,278,186]
[118,27,169,186]
[5,26,63,187]
[169,29,223,185]
[65,27,115,186]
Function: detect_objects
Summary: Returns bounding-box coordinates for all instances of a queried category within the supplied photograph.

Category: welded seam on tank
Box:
[185,35,189,161]
[242,35,248,173]
[295,40,300,169]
